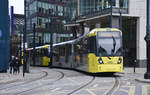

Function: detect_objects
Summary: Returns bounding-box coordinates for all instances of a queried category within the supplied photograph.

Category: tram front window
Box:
[97,32,122,57]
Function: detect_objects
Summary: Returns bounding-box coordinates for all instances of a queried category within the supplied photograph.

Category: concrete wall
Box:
[128,0,147,66]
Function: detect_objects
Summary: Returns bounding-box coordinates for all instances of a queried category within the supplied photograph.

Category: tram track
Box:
[104,76,120,95]
[0,71,48,90]
[14,70,64,95]
[67,75,95,95]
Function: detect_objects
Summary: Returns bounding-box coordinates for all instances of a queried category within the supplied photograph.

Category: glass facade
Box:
[66,0,77,20]
[62,0,128,22]
[79,0,128,16]
[26,0,129,46]
[26,0,72,46]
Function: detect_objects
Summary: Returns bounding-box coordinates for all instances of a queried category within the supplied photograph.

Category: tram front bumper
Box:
[98,65,123,72]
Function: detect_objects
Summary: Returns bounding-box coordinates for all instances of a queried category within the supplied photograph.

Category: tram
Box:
[52,28,123,73]
[27,28,123,73]
[27,45,50,66]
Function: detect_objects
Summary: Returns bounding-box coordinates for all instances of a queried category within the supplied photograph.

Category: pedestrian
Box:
[16,57,20,74]
[13,57,17,74]
[9,56,14,74]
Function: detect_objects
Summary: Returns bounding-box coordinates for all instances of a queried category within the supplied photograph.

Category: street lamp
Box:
[33,23,36,66]
[144,0,150,79]
[23,0,27,77]
[49,18,54,67]
[119,9,122,31]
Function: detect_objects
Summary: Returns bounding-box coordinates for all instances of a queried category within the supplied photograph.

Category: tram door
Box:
[122,17,137,67]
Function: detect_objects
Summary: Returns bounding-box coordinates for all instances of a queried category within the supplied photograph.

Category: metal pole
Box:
[110,0,113,28]
[33,23,36,66]
[71,44,74,68]
[23,0,27,77]
[119,10,122,31]
[19,31,22,72]
[49,18,53,67]
[144,0,150,79]
[11,6,14,36]
[23,28,25,77]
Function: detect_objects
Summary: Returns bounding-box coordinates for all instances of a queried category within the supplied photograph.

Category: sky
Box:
[9,0,24,14]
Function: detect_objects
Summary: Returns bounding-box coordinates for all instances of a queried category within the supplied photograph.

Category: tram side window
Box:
[59,46,65,56]
[43,48,48,57]
[88,37,96,53]
[81,38,88,54]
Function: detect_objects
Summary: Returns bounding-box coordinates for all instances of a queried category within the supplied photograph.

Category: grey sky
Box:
[9,0,24,14]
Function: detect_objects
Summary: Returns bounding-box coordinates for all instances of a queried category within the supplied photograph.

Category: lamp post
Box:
[49,18,54,67]
[144,0,150,79]
[119,9,122,31]
[23,0,27,77]
[33,23,36,66]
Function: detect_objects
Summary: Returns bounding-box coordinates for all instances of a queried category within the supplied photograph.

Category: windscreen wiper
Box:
[112,36,116,55]
[99,46,111,59]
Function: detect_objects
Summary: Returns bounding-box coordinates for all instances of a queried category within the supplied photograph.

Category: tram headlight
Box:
[118,58,122,64]
[98,58,104,64]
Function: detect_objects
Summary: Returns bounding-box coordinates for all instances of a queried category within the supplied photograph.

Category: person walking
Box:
[9,56,14,74]
[13,57,17,74]
[16,57,20,74]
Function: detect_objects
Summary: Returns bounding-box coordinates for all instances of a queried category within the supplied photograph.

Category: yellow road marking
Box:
[88,87,108,90]
[128,86,136,95]
[87,89,96,95]
[142,85,148,95]
[119,89,129,93]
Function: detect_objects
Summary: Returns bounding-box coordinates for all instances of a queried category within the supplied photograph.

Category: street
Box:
[0,67,150,95]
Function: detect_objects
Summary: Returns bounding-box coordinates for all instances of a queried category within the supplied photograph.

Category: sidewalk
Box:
[123,67,150,83]
[0,66,45,84]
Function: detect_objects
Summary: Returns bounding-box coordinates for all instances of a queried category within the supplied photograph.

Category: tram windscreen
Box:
[97,32,122,56]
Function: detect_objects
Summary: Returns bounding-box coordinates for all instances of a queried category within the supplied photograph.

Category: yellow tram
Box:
[52,28,123,73]
[27,28,123,73]
[27,45,50,66]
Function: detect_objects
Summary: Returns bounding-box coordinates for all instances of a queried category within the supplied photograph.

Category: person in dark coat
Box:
[13,57,18,74]
[9,56,15,74]
[16,57,20,74]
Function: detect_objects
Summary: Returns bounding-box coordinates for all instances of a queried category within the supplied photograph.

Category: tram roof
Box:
[88,28,121,37]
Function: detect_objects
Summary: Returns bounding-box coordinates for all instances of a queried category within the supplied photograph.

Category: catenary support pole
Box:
[119,10,122,31]
[23,0,27,77]
[144,0,150,79]
[49,18,54,67]
[33,23,36,66]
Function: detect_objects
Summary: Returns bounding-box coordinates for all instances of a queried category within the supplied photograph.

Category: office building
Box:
[26,0,73,47]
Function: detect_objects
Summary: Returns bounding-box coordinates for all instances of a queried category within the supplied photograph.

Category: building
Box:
[25,0,146,67]
[10,14,24,56]
[26,0,74,47]
[65,0,146,67]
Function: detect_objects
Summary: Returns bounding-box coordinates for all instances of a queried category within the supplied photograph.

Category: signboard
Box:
[0,0,9,71]
[98,32,120,38]
[21,43,28,49]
